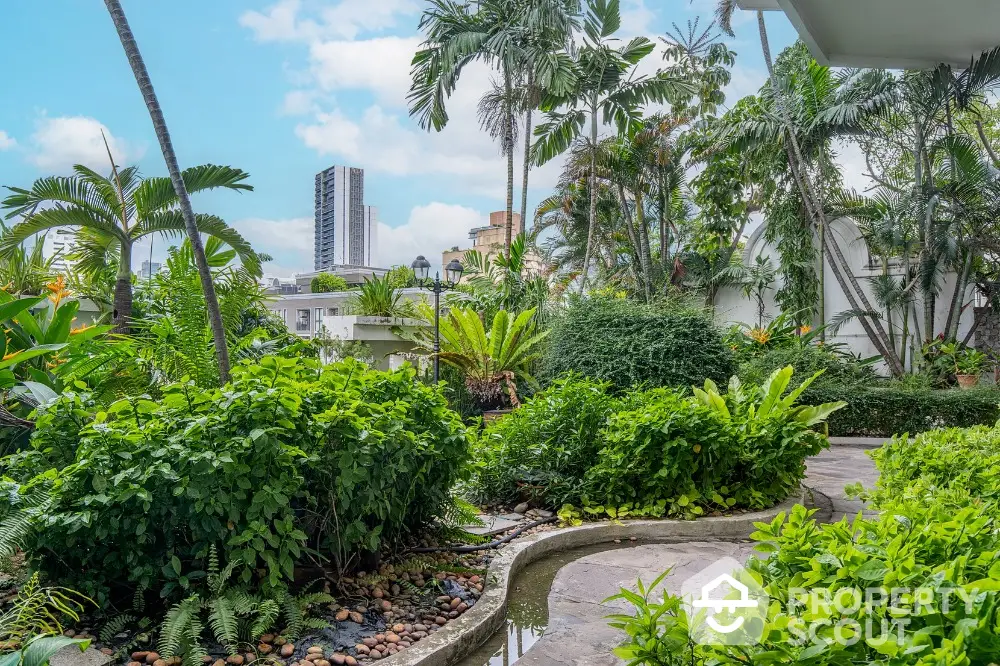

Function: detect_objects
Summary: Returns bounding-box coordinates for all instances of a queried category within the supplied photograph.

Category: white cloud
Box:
[0,131,15,151]
[27,116,137,173]
[235,216,314,255]
[308,36,419,104]
[378,202,485,269]
[241,0,419,43]
[280,89,321,116]
[620,0,657,38]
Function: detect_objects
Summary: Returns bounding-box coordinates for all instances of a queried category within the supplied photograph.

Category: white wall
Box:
[714,217,975,371]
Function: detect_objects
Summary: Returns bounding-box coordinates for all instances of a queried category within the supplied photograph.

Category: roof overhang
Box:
[737,0,1000,69]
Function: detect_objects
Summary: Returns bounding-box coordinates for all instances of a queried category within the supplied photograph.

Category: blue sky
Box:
[0,0,800,276]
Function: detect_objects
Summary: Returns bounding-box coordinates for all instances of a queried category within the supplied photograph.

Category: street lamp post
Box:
[411,255,464,382]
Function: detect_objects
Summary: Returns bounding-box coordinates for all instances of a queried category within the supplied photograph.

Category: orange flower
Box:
[798,324,813,335]
[745,327,772,345]
[2,350,21,362]
[70,323,96,335]
[46,276,72,307]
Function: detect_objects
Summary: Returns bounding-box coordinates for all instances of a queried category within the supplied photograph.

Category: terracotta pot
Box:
[481,409,513,423]
[957,374,980,389]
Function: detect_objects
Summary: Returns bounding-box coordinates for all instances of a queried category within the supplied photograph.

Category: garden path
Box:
[514,444,880,666]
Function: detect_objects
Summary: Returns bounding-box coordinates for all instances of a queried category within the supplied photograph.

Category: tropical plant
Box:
[532,0,695,291]
[406,306,549,409]
[0,232,59,297]
[474,367,840,514]
[103,0,241,384]
[346,273,415,318]
[0,160,258,341]
[409,0,578,253]
[309,273,348,293]
[156,547,332,666]
[451,232,553,322]
[0,574,91,666]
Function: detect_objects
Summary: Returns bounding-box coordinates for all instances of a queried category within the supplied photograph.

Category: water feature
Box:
[454,541,640,666]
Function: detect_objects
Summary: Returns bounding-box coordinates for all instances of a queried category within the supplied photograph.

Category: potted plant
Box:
[955,348,989,389]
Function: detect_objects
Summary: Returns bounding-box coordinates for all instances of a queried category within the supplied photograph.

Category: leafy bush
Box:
[860,425,1000,513]
[309,272,348,293]
[610,500,1000,666]
[805,383,1000,436]
[540,297,735,391]
[4,357,472,602]
[738,345,875,388]
[470,375,619,505]
[472,368,841,516]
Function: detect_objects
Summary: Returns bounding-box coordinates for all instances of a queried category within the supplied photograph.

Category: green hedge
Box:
[540,297,735,391]
[805,383,1000,437]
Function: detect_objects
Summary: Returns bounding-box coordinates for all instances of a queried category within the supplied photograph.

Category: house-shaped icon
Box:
[692,573,758,613]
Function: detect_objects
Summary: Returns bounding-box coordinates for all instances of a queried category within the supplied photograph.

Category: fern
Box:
[158,597,199,659]
[207,597,239,654]
[99,613,136,645]
[249,599,280,641]
[0,482,52,564]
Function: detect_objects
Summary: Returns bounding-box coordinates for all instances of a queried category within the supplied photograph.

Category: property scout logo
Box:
[680,557,768,646]
[681,558,981,648]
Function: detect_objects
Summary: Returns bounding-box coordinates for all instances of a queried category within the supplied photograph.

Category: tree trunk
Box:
[945,251,973,341]
[579,98,599,294]
[112,240,133,333]
[756,11,904,376]
[634,190,654,302]
[504,66,515,258]
[520,72,534,233]
[105,0,231,384]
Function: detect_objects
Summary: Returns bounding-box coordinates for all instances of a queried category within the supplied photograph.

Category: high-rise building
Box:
[140,260,162,279]
[314,165,379,270]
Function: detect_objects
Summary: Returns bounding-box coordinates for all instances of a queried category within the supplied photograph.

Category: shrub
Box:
[860,425,1000,513]
[540,298,735,391]
[310,272,348,293]
[805,383,1000,436]
[738,345,875,388]
[5,357,472,602]
[610,500,1000,666]
[472,368,841,517]
[470,375,619,506]
[584,389,737,513]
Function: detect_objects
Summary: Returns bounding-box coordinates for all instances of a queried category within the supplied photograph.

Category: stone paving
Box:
[516,444,881,666]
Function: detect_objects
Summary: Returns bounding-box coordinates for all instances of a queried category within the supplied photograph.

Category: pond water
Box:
[454,541,640,666]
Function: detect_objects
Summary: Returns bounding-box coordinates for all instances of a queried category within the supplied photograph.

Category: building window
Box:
[296,309,310,332]
[327,307,340,316]
[314,308,324,332]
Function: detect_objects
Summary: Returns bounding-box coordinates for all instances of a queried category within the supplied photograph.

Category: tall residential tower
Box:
[314,165,379,270]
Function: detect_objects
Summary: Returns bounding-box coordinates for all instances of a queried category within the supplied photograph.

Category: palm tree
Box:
[1,163,259,331]
[714,0,905,376]
[102,0,236,383]
[409,0,577,255]
[533,0,695,292]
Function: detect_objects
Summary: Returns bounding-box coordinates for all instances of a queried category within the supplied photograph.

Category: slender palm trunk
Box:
[113,240,133,333]
[520,74,534,232]
[756,11,903,376]
[105,0,231,384]
[504,66,516,257]
[634,190,653,301]
[580,99,599,294]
